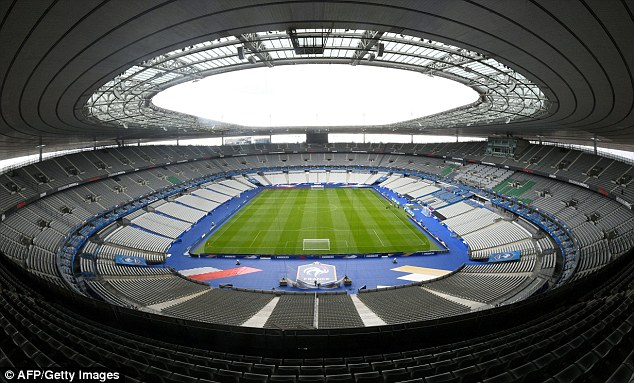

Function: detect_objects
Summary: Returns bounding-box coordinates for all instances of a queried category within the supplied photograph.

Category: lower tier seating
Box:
[0,251,631,382]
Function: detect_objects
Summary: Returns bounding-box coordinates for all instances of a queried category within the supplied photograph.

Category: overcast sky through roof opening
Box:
[153,64,479,127]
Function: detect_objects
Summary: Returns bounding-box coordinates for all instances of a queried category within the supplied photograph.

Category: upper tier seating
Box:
[0,143,633,334]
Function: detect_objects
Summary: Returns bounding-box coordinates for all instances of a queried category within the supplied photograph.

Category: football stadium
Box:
[0,2,633,382]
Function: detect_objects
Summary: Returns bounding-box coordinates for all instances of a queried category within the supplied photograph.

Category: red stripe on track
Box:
[187,266,262,281]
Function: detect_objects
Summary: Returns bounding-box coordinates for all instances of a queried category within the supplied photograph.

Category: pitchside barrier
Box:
[189,249,449,259]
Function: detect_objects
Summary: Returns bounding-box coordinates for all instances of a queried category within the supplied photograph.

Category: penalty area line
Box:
[373,229,385,246]
[249,231,261,248]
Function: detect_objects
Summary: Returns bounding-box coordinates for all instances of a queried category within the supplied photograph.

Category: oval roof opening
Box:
[153,64,479,127]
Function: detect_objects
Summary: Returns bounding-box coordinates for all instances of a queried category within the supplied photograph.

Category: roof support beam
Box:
[238,33,274,67]
[351,30,384,66]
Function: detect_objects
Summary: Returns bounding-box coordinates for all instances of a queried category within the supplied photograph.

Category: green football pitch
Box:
[192,188,441,255]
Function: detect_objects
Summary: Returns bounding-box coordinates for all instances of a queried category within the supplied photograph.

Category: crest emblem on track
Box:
[297,262,336,283]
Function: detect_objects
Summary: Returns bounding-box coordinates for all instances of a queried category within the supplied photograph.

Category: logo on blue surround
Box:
[114,255,147,266]
[488,250,521,263]
[297,262,336,283]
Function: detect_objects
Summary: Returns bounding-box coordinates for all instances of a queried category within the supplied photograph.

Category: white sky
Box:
[152,64,480,127]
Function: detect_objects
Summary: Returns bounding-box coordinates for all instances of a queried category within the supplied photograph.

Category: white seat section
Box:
[470,239,536,259]
[131,212,191,239]
[155,202,207,223]
[400,179,430,193]
[409,185,440,199]
[348,171,370,184]
[308,170,327,183]
[401,182,430,197]
[435,201,476,219]
[461,255,536,273]
[453,164,515,189]
[247,173,272,186]
[462,221,532,251]
[263,172,287,185]
[233,175,258,188]
[95,243,165,263]
[207,183,241,197]
[328,171,347,184]
[193,188,232,203]
[383,176,416,193]
[105,226,173,253]
[378,174,402,187]
[443,208,498,235]
[221,179,252,191]
[392,179,423,195]
[148,199,167,209]
[175,194,220,212]
[418,194,449,209]
[365,172,388,185]
[288,171,307,184]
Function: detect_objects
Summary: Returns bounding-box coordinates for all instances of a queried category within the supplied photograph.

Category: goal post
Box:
[303,238,331,251]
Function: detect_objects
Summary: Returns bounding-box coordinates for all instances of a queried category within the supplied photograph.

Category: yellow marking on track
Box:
[391,265,451,277]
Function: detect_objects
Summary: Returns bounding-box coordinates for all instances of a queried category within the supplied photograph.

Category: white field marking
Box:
[362,191,429,250]
[214,244,397,249]
[299,205,339,212]
[213,245,295,249]
[209,191,292,247]
[373,229,386,246]
[249,231,261,247]
[210,196,255,236]
[248,226,337,232]
[381,194,430,245]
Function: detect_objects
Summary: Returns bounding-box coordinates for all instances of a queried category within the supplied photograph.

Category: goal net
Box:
[311,185,324,190]
[303,238,331,251]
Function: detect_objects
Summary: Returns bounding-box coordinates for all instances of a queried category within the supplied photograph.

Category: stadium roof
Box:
[0,1,633,158]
